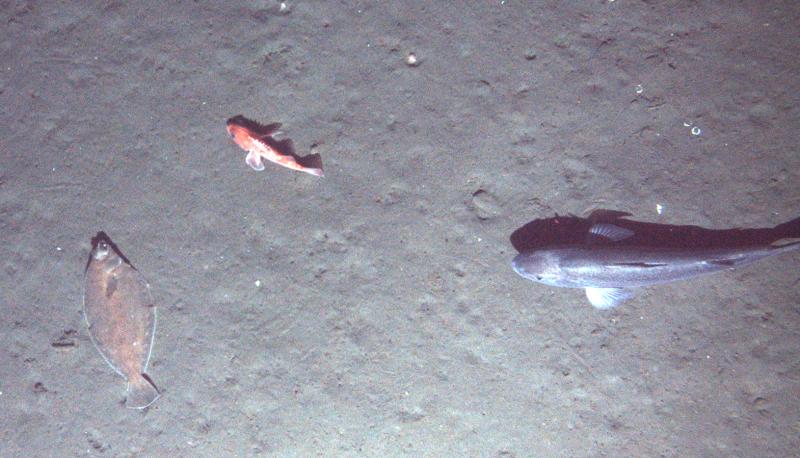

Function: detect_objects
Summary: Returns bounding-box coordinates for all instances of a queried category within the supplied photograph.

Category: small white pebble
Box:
[56,246,62,251]
[405,53,419,66]
[656,204,663,214]
[635,84,643,94]
[255,280,261,287]
[683,121,692,127]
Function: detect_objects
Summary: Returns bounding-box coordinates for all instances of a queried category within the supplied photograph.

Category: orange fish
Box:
[226,115,324,177]
[83,232,160,409]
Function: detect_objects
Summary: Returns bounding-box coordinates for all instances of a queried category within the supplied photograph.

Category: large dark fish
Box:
[512,222,800,309]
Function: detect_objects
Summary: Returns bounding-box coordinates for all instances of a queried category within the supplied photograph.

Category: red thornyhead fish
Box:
[226,115,324,177]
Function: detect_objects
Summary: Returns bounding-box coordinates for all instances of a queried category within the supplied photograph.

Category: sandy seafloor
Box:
[1,1,799,456]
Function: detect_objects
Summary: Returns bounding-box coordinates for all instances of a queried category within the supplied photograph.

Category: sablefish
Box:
[83,232,159,409]
[512,223,800,309]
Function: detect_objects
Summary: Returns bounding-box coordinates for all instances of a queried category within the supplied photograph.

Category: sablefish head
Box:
[511,251,564,287]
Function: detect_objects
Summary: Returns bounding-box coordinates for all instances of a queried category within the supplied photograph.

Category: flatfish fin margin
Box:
[125,372,160,409]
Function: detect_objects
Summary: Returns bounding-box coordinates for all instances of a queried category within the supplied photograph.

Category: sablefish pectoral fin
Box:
[586,287,634,309]
[245,151,265,171]
[125,373,160,409]
[588,223,635,243]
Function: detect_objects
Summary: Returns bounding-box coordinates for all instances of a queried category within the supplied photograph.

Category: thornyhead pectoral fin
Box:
[245,151,265,171]
[586,287,633,309]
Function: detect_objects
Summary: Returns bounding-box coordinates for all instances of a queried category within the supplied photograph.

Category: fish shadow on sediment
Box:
[510,209,800,253]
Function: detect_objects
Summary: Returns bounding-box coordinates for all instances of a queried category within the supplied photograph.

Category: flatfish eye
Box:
[93,241,110,261]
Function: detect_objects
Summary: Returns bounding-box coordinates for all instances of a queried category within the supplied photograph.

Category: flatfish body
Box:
[83,232,159,409]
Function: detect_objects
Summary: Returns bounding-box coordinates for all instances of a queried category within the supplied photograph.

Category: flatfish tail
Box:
[126,372,160,409]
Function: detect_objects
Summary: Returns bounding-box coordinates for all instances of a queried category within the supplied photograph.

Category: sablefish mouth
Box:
[512,255,544,281]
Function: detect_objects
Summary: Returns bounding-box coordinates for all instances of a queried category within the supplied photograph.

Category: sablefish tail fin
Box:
[125,373,160,409]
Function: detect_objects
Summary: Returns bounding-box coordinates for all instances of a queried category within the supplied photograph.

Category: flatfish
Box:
[83,232,159,409]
